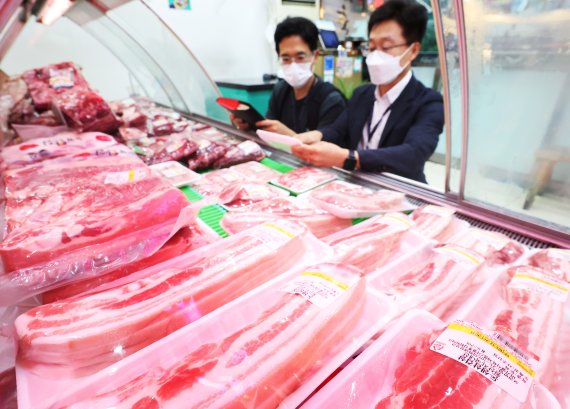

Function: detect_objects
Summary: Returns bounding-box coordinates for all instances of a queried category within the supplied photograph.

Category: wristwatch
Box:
[342,150,357,171]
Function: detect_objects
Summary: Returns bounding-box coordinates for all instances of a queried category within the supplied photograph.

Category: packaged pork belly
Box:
[14,220,331,379]
[307,180,415,218]
[303,309,561,409]
[270,166,336,195]
[220,196,352,238]
[527,248,570,283]
[323,212,428,274]
[23,262,396,409]
[0,154,193,305]
[217,181,290,210]
[411,204,469,242]
[229,160,282,183]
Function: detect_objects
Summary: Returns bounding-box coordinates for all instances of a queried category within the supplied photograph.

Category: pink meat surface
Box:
[310,181,406,214]
[272,166,336,193]
[376,265,565,408]
[449,229,525,266]
[187,139,228,171]
[0,368,17,409]
[220,197,352,238]
[42,226,213,303]
[323,213,413,273]
[218,182,288,209]
[190,168,247,197]
[0,156,190,303]
[58,263,365,409]
[128,134,198,165]
[21,62,90,111]
[15,221,311,376]
[383,245,484,315]
[212,140,265,169]
[230,161,281,182]
[528,249,570,282]
[411,205,457,241]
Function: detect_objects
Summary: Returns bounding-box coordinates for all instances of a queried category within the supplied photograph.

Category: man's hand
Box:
[291,142,349,168]
[230,113,250,131]
[294,130,323,145]
[255,119,295,136]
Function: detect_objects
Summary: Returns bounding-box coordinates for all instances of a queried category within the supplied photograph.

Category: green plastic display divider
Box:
[179,186,203,203]
[260,158,295,173]
[352,217,368,225]
[198,204,229,238]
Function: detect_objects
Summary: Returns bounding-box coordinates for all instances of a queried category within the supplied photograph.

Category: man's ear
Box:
[410,42,421,61]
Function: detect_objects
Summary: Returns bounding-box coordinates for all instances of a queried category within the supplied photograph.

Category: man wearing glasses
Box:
[292,0,444,184]
[231,17,346,135]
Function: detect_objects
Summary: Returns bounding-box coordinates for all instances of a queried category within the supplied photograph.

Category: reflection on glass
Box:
[463,0,570,232]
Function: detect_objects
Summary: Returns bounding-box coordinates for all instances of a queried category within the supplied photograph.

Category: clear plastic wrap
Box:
[0,367,17,409]
[270,166,336,195]
[150,161,201,187]
[1,75,28,146]
[21,62,90,112]
[14,220,328,377]
[220,197,352,238]
[448,228,527,266]
[41,224,216,303]
[53,90,120,134]
[189,168,247,197]
[304,310,560,409]
[323,213,415,273]
[30,263,397,409]
[411,205,460,241]
[229,160,281,182]
[186,138,228,170]
[218,181,289,209]
[370,244,485,318]
[212,140,265,168]
[528,249,570,282]
[8,97,64,127]
[0,155,192,304]
[308,180,414,218]
[127,133,198,165]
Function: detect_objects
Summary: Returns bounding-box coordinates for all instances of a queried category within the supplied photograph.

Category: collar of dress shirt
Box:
[374,70,413,105]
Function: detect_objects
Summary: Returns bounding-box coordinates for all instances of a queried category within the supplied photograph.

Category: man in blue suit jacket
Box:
[292,0,443,184]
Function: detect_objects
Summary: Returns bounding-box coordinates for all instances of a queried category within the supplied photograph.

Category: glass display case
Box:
[0,0,568,249]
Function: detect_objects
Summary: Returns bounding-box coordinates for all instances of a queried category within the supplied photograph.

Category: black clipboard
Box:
[216,97,265,129]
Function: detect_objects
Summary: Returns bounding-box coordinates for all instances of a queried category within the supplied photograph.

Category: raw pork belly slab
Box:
[42,226,214,303]
[0,155,190,303]
[528,248,570,282]
[449,228,525,265]
[323,213,413,273]
[309,180,406,218]
[57,263,366,409]
[220,197,352,238]
[230,160,281,182]
[15,221,312,376]
[190,168,247,198]
[218,182,289,209]
[381,245,484,315]
[271,166,336,194]
[21,62,90,111]
[411,205,456,241]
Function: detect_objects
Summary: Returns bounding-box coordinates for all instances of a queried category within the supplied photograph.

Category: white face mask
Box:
[281,61,314,89]
[366,45,413,85]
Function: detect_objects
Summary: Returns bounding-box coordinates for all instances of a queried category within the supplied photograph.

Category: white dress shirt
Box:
[359,71,412,150]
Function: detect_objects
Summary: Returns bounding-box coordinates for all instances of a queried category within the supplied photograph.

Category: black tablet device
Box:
[216,97,265,129]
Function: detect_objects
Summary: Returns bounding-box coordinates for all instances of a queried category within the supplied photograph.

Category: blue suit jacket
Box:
[319,76,444,183]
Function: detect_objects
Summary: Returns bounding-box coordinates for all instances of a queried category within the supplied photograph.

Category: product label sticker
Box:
[166,140,184,154]
[381,212,415,230]
[49,68,75,89]
[547,248,570,259]
[281,267,358,308]
[420,205,455,217]
[259,220,304,242]
[104,168,148,185]
[470,229,511,250]
[508,267,569,303]
[434,245,485,266]
[430,320,538,402]
[238,141,260,155]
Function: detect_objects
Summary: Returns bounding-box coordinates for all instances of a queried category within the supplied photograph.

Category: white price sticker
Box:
[421,205,455,217]
[254,221,305,250]
[238,141,261,155]
[508,267,569,303]
[281,270,357,308]
[104,168,148,185]
[430,320,538,402]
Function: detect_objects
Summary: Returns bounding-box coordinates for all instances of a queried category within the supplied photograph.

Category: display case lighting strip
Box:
[38,0,74,25]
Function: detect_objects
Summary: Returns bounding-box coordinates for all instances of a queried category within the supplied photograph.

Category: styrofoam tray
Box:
[302,309,560,409]
[15,224,334,409]
[256,129,302,154]
[22,268,397,409]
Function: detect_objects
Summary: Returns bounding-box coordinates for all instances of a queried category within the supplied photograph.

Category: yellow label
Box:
[438,246,483,266]
[384,213,414,228]
[301,271,349,290]
[128,169,135,182]
[263,223,295,238]
[513,273,569,292]
[448,323,535,377]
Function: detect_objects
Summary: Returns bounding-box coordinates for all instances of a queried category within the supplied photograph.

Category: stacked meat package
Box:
[1,62,569,409]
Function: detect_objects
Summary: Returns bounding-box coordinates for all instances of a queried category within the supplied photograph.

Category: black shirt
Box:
[266,77,346,134]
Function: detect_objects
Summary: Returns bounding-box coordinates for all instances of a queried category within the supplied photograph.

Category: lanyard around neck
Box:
[365,102,393,148]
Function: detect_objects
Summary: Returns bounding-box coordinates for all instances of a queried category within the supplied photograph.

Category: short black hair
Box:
[274,17,319,54]
[368,0,428,45]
